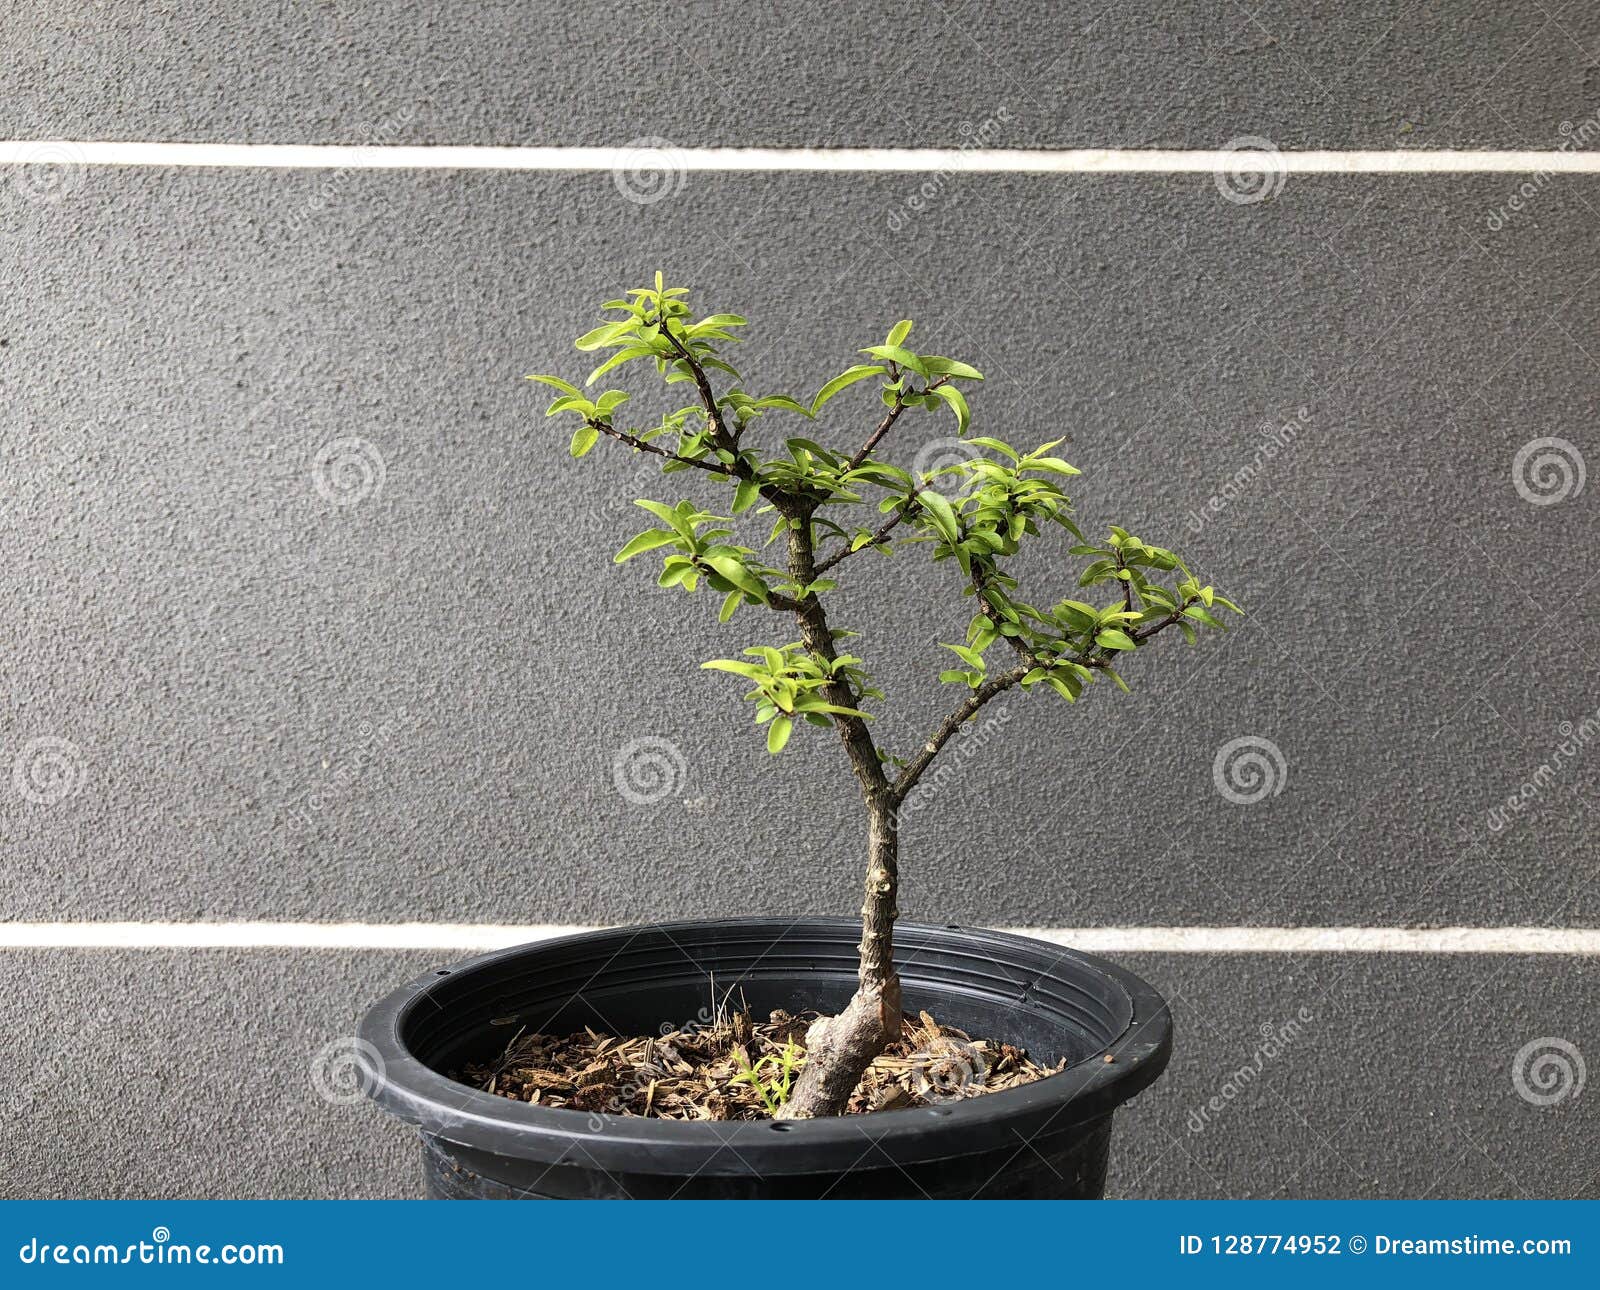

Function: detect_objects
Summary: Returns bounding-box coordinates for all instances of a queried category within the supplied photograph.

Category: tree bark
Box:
[777,794,902,1119]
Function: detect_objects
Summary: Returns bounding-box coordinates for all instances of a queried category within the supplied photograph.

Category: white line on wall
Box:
[0,923,1596,953]
[3,142,1600,174]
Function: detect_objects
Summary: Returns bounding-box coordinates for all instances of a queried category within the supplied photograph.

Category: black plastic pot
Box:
[359,918,1172,1199]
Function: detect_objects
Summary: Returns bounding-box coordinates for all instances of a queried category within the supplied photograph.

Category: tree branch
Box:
[891,664,1028,801]
[590,419,736,476]
[1131,598,1199,643]
[845,376,946,471]
[813,493,919,576]
[658,315,737,451]
[785,514,889,803]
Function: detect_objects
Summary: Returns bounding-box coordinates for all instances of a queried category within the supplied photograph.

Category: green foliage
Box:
[701,644,880,753]
[527,275,1240,764]
[730,1040,804,1116]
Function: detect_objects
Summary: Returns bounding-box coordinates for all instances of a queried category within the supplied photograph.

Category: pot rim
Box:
[358,917,1172,1177]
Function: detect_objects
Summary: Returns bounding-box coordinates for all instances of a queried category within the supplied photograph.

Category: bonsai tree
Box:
[530,274,1239,1118]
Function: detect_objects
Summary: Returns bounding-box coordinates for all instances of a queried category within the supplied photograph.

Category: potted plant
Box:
[359,274,1238,1198]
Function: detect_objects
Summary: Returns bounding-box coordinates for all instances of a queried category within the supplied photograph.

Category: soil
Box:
[463,1005,1065,1119]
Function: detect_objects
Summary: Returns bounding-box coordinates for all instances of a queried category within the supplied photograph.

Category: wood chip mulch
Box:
[463,1005,1066,1120]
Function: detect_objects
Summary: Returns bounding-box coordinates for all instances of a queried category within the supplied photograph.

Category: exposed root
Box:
[775,976,903,1119]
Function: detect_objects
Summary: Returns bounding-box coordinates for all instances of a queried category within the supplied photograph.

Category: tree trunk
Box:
[776,796,902,1118]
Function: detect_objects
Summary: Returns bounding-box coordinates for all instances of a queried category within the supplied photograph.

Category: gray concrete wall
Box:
[2,1,1596,1199]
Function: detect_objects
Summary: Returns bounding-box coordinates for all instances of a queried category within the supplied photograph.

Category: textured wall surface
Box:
[2,0,1596,1200]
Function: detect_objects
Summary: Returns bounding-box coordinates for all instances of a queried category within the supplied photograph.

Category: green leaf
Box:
[917,489,961,544]
[634,499,696,541]
[569,425,600,458]
[1045,675,1079,703]
[701,659,764,678]
[585,345,655,386]
[574,321,634,351]
[1095,628,1137,651]
[921,357,984,380]
[526,374,579,395]
[928,383,971,434]
[767,715,793,754]
[732,478,761,513]
[1023,457,1081,477]
[860,343,926,374]
[750,395,813,418]
[886,320,914,347]
[811,365,885,415]
[941,642,984,669]
[964,436,1018,460]
[614,529,680,563]
[718,590,743,623]
[705,555,768,602]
